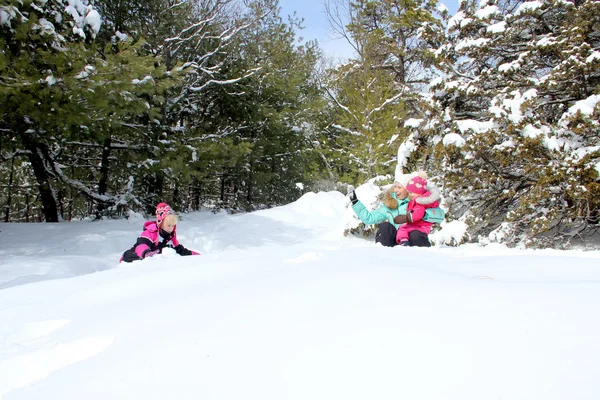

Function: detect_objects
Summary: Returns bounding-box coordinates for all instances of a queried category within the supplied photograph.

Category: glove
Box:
[393,214,412,225]
[347,186,358,205]
[174,244,195,256]
[349,190,359,205]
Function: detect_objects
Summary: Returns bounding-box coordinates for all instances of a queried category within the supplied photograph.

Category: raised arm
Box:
[351,200,392,225]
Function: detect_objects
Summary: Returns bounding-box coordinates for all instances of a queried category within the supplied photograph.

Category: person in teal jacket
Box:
[349,171,439,247]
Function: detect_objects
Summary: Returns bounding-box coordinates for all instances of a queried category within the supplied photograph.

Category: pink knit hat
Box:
[405,176,428,195]
[155,202,173,227]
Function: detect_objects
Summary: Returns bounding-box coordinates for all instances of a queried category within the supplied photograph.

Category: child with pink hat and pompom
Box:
[120,203,200,263]
[394,175,440,246]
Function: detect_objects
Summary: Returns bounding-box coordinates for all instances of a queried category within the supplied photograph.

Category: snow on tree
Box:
[411,0,600,248]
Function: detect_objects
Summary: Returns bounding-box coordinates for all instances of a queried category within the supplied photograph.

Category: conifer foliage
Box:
[2,0,600,250]
[420,0,600,247]
[0,0,322,220]
[319,0,445,184]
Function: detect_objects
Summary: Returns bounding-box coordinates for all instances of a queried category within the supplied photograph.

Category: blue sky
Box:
[279,0,460,61]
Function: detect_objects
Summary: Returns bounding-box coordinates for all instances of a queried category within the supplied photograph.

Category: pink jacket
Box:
[120,221,199,262]
[396,192,440,243]
[135,221,180,257]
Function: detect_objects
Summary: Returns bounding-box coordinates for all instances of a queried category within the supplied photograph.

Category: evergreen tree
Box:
[0,0,186,220]
[321,0,446,184]
[178,0,324,210]
[0,0,102,221]
[421,0,600,247]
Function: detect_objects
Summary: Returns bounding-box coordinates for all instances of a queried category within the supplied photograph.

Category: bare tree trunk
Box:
[97,136,112,218]
[4,156,15,222]
[246,161,254,209]
[58,189,65,221]
[193,178,201,210]
[173,184,180,210]
[147,172,164,214]
[220,173,226,203]
[69,166,74,221]
[20,134,58,222]
[25,192,30,222]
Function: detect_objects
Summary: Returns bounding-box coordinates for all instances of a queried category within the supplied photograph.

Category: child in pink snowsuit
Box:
[395,176,440,246]
[120,203,200,262]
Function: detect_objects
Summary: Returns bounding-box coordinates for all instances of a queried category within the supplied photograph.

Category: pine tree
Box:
[421,0,600,248]
[0,0,103,221]
[180,0,324,210]
[321,0,446,185]
[0,0,186,220]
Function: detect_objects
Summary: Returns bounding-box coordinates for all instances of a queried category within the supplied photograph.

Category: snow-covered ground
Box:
[2,191,600,399]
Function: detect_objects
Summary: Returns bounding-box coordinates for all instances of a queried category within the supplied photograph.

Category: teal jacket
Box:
[351,191,409,229]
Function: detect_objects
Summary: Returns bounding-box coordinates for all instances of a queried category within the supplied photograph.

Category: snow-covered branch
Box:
[188,67,261,92]
[184,125,246,142]
[65,141,149,151]
[54,163,115,204]
[330,124,363,136]
[366,91,405,119]
[1,149,31,163]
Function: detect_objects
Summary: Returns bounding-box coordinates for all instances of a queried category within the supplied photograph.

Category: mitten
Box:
[174,244,198,256]
[393,214,412,224]
[347,185,359,205]
[349,190,359,205]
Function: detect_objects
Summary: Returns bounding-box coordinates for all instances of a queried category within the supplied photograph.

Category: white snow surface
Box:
[2,191,600,399]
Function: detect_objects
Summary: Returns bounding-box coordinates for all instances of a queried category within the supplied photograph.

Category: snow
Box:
[515,1,544,16]
[67,0,88,15]
[35,18,56,36]
[2,192,600,399]
[566,94,600,117]
[494,139,516,149]
[0,8,13,28]
[84,9,101,37]
[502,90,529,123]
[45,75,57,85]
[448,11,465,29]
[587,51,600,63]
[442,132,466,147]
[65,1,101,39]
[72,26,85,38]
[404,118,423,128]
[114,31,128,41]
[455,38,490,51]
[487,21,506,33]
[132,76,154,85]
[498,60,520,73]
[456,119,494,134]
[395,133,417,172]
[474,5,499,19]
[521,123,544,139]
[537,36,557,47]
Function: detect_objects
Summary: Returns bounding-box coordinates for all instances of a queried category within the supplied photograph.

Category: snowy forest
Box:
[1,0,599,249]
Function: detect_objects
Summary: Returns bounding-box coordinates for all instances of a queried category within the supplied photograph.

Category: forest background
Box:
[1,0,599,249]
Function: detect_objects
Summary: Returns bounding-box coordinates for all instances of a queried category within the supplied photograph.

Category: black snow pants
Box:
[374,222,431,248]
